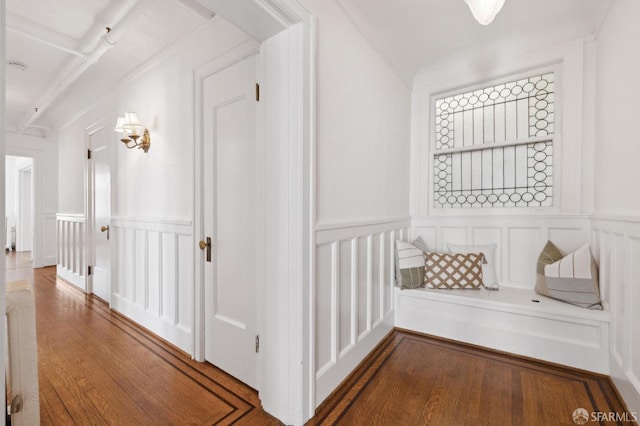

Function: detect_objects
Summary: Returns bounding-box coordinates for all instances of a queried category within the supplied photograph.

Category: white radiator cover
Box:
[6,280,40,425]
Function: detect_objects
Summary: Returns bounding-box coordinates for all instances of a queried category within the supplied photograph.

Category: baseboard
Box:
[56,266,86,292]
[610,357,640,416]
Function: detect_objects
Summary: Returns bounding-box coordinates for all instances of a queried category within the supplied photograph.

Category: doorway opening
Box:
[5,156,34,277]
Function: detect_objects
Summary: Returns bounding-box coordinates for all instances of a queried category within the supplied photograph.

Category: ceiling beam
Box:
[7,27,85,59]
[18,0,153,132]
[6,13,85,58]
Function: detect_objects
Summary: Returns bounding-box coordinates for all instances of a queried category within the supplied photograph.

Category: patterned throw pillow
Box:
[424,252,485,289]
[395,239,427,289]
[535,241,602,309]
[448,243,499,289]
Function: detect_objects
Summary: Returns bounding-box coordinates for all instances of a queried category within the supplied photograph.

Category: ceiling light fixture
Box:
[115,112,151,153]
[464,0,505,25]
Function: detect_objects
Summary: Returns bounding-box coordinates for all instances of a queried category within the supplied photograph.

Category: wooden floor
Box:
[7,253,634,425]
[6,253,280,425]
[309,330,633,426]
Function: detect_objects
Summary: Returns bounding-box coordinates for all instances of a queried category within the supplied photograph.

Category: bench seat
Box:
[394,286,610,373]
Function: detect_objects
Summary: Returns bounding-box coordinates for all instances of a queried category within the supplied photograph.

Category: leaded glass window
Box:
[432,71,555,209]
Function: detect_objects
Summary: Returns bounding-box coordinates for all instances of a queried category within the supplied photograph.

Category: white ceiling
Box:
[5,0,214,135]
[337,0,615,85]
[4,0,616,135]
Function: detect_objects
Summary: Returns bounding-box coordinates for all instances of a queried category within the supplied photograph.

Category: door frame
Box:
[5,147,47,267]
[16,163,33,253]
[193,1,315,423]
[85,118,114,301]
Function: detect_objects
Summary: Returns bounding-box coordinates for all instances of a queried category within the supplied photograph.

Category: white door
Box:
[203,55,258,388]
[90,129,112,303]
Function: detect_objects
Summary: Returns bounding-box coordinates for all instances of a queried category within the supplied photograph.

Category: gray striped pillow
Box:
[535,241,602,310]
[395,239,427,289]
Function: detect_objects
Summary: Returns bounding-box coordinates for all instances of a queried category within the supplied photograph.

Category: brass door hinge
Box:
[255,335,260,353]
[87,149,92,159]
[255,83,260,102]
[88,265,92,276]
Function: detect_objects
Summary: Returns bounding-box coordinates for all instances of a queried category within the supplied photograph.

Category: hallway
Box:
[10,262,279,425]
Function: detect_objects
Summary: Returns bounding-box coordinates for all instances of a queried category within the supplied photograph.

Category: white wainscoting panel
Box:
[111,217,194,354]
[56,214,86,290]
[591,216,640,414]
[413,215,590,289]
[43,213,58,266]
[314,218,410,407]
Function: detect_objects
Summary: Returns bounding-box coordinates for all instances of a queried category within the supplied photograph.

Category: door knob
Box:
[101,225,110,240]
[199,237,211,262]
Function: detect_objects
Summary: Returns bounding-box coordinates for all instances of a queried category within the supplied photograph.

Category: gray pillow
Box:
[535,241,602,310]
[395,237,427,289]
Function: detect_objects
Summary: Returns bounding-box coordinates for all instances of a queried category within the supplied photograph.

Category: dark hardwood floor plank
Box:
[309,329,636,426]
[6,252,635,425]
[5,254,279,425]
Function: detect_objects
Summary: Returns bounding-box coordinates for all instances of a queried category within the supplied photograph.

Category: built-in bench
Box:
[394,285,610,373]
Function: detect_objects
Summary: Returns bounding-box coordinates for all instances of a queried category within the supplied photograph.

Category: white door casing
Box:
[88,126,112,303]
[17,165,33,253]
[203,54,259,388]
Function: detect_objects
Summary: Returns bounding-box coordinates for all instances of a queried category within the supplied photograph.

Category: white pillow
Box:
[448,243,498,289]
[544,244,592,279]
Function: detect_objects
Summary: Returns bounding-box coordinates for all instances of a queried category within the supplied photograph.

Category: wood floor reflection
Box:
[9,254,634,425]
[11,261,279,425]
[309,330,633,425]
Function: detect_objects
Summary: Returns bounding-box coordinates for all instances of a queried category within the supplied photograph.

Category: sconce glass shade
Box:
[114,116,126,133]
[122,112,144,136]
[464,0,505,25]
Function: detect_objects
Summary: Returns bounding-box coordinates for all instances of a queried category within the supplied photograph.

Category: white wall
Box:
[6,132,58,266]
[58,20,251,217]
[56,18,251,355]
[1,2,7,423]
[594,0,640,216]
[290,0,412,412]
[301,0,410,224]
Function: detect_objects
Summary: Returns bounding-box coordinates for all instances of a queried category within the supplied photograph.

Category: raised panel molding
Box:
[591,216,640,414]
[111,217,194,354]
[413,215,590,289]
[314,218,410,407]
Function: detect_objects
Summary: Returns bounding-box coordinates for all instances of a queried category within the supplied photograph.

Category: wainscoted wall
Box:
[314,218,410,406]
[111,217,194,354]
[412,215,590,289]
[591,216,640,414]
[56,214,86,290]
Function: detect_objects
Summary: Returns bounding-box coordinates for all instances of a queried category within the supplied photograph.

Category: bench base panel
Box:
[395,287,610,374]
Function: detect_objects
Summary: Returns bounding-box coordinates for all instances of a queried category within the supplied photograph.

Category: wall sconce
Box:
[115,112,151,153]
[465,0,505,25]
